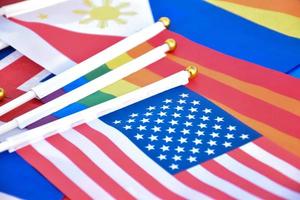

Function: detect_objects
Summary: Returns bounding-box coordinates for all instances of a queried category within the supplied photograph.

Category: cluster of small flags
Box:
[0,0,300,199]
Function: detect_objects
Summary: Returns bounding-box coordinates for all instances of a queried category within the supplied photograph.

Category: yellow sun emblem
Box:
[73,0,137,29]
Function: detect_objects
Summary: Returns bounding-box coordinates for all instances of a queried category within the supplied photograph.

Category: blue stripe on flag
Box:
[149,0,300,73]
[0,47,15,60]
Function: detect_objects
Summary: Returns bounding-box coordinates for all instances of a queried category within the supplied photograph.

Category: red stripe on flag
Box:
[202,160,283,199]
[0,56,42,90]
[254,137,300,168]
[0,99,42,122]
[175,171,233,200]
[0,0,23,6]
[9,19,300,101]
[147,57,183,77]
[0,57,43,121]
[187,74,300,139]
[17,145,91,200]
[47,134,135,200]
[74,124,184,200]
[148,30,300,100]
[229,149,300,192]
[11,18,121,63]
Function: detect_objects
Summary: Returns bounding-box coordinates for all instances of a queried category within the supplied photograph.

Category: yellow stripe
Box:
[168,55,300,117]
[101,79,139,97]
[206,0,300,38]
[106,53,133,69]
[211,99,300,158]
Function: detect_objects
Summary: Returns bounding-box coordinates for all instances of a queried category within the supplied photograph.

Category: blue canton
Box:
[101,86,261,174]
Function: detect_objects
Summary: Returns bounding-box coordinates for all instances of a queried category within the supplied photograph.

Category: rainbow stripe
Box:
[1,28,299,162]
[26,31,300,160]
[206,0,300,38]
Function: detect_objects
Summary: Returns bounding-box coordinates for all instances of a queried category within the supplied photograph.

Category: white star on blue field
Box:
[101,86,261,174]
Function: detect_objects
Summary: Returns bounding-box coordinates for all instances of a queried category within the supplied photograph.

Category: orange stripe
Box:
[127,42,153,58]
[124,69,162,87]
[221,0,300,18]
[211,99,300,158]
[168,55,300,117]
[124,43,166,87]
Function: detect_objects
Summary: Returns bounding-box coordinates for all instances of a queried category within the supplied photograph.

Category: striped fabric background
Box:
[206,0,300,38]
[0,0,299,199]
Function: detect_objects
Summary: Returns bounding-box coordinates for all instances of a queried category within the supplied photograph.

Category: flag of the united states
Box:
[1,52,300,198]
[17,86,299,199]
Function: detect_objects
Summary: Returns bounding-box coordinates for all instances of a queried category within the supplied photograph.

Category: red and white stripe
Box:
[18,69,51,92]
[22,120,211,199]
[19,120,300,200]
[0,56,44,121]
[178,137,300,199]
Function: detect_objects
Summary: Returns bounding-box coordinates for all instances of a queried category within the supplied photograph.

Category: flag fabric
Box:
[0,151,63,200]
[17,85,300,199]
[289,64,300,78]
[0,0,300,74]
[8,0,154,37]
[0,192,21,200]
[202,0,300,78]
[0,0,23,7]
[205,0,300,38]
[0,1,300,199]
[149,0,300,74]
[0,49,21,71]
[0,48,63,200]
[0,28,299,199]
[0,46,15,60]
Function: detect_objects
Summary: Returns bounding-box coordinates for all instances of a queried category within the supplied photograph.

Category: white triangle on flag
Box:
[14,0,154,36]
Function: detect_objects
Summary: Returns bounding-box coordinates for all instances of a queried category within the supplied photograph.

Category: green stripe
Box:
[78,91,115,107]
[84,64,111,81]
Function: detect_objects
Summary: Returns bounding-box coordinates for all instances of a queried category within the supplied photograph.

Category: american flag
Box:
[1,23,300,200]
[18,86,300,199]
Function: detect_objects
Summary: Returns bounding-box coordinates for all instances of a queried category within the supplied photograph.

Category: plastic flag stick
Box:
[0,39,176,135]
[0,17,170,116]
[0,66,197,153]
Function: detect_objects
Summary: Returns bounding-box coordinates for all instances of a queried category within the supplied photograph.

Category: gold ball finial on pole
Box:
[186,65,198,79]
[165,38,176,52]
[0,88,5,101]
[159,17,171,28]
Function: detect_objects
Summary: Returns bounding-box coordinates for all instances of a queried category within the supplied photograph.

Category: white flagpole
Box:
[0,39,176,135]
[0,17,170,117]
[0,66,198,153]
